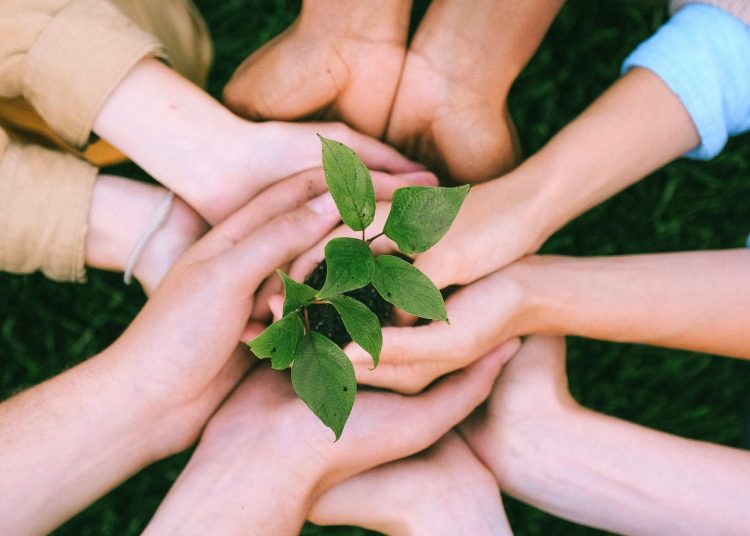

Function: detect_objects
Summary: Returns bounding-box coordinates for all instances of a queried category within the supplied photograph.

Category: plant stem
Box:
[302,307,310,334]
[366,231,385,245]
[361,229,366,242]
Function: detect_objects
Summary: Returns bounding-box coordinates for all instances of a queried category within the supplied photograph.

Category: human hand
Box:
[459,336,576,492]
[105,173,348,453]
[344,264,528,393]
[249,168,437,323]
[223,0,410,138]
[86,175,208,295]
[309,431,513,535]
[144,342,517,535]
[94,58,422,224]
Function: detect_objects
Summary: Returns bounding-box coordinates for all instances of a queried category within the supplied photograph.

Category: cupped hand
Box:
[145,342,516,534]
[309,431,513,535]
[345,264,527,394]
[110,177,344,449]
[223,6,408,138]
[459,336,575,488]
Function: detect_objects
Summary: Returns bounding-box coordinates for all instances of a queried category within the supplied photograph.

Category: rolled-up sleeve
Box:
[0,0,166,149]
[0,127,97,282]
[621,4,750,160]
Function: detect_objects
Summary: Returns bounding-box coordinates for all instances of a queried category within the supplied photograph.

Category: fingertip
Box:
[268,294,284,321]
[496,337,522,364]
[397,171,438,186]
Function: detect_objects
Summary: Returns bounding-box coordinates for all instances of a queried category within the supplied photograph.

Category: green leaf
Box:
[383,185,470,254]
[278,270,317,316]
[328,295,382,368]
[371,255,447,322]
[318,135,376,231]
[317,238,374,299]
[291,332,356,440]
[248,312,304,370]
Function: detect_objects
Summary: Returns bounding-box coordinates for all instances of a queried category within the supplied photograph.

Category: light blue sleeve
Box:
[622,4,750,160]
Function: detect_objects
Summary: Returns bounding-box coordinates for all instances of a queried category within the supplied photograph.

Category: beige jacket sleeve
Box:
[0,127,96,281]
[0,0,168,281]
[0,0,167,148]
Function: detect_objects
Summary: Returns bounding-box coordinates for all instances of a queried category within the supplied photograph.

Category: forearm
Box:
[145,444,315,535]
[495,67,699,244]
[0,351,168,534]
[516,250,750,358]
[488,405,750,535]
[92,59,247,223]
[85,175,207,294]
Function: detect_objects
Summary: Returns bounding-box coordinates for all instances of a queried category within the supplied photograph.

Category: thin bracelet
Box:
[123,190,175,285]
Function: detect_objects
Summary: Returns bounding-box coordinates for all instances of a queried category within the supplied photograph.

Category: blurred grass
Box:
[0,0,747,534]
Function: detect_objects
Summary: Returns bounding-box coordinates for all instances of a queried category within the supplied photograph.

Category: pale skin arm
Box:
[0,180,348,534]
[462,336,750,535]
[350,250,750,393]
[416,67,701,289]
[93,58,422,224]
[0,346,186,536]
[516,250,750,358]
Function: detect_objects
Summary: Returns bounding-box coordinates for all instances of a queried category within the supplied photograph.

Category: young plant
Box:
[248,135,469,439]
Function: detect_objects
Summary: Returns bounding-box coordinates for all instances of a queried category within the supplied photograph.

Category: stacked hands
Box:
[4,0,750,534]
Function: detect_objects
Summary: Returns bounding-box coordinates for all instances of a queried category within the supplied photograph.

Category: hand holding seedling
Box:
[144,349,512,535]
[248,136,469,438]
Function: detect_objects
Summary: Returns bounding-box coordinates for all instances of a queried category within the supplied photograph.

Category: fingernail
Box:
[307,193,338,215]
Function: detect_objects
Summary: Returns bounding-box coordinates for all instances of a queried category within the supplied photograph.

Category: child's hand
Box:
[144,346,513,534]
[309,432,513,535]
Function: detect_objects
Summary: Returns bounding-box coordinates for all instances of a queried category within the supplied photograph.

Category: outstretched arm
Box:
[463,336,750,535]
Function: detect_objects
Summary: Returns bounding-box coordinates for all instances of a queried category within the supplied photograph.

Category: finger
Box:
[220,193,342,292]
[215,169,332,250]
[250,263,288,321]
[359,344,517,460]
[268,294,284,321]
[312,122,426,174]
[346,321,462,393]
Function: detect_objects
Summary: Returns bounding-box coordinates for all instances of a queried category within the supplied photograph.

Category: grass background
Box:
[1,0,748,534]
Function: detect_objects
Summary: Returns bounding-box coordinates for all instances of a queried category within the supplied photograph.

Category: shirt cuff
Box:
[20,0,167,149]
[0,131,97,282]
[622,4,750,160]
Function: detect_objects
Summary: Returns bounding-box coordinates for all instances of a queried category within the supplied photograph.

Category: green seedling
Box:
[249,135,469,439]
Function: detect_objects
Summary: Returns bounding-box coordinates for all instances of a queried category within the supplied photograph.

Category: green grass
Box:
[0,0,748,534]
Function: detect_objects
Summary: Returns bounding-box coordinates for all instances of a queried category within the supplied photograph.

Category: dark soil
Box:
[304,261,392,348]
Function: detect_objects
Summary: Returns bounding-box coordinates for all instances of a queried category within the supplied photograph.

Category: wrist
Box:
[482,401,584,500]
[507,255,562,337]
[85,176,206,294]
[300,0,411,41]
